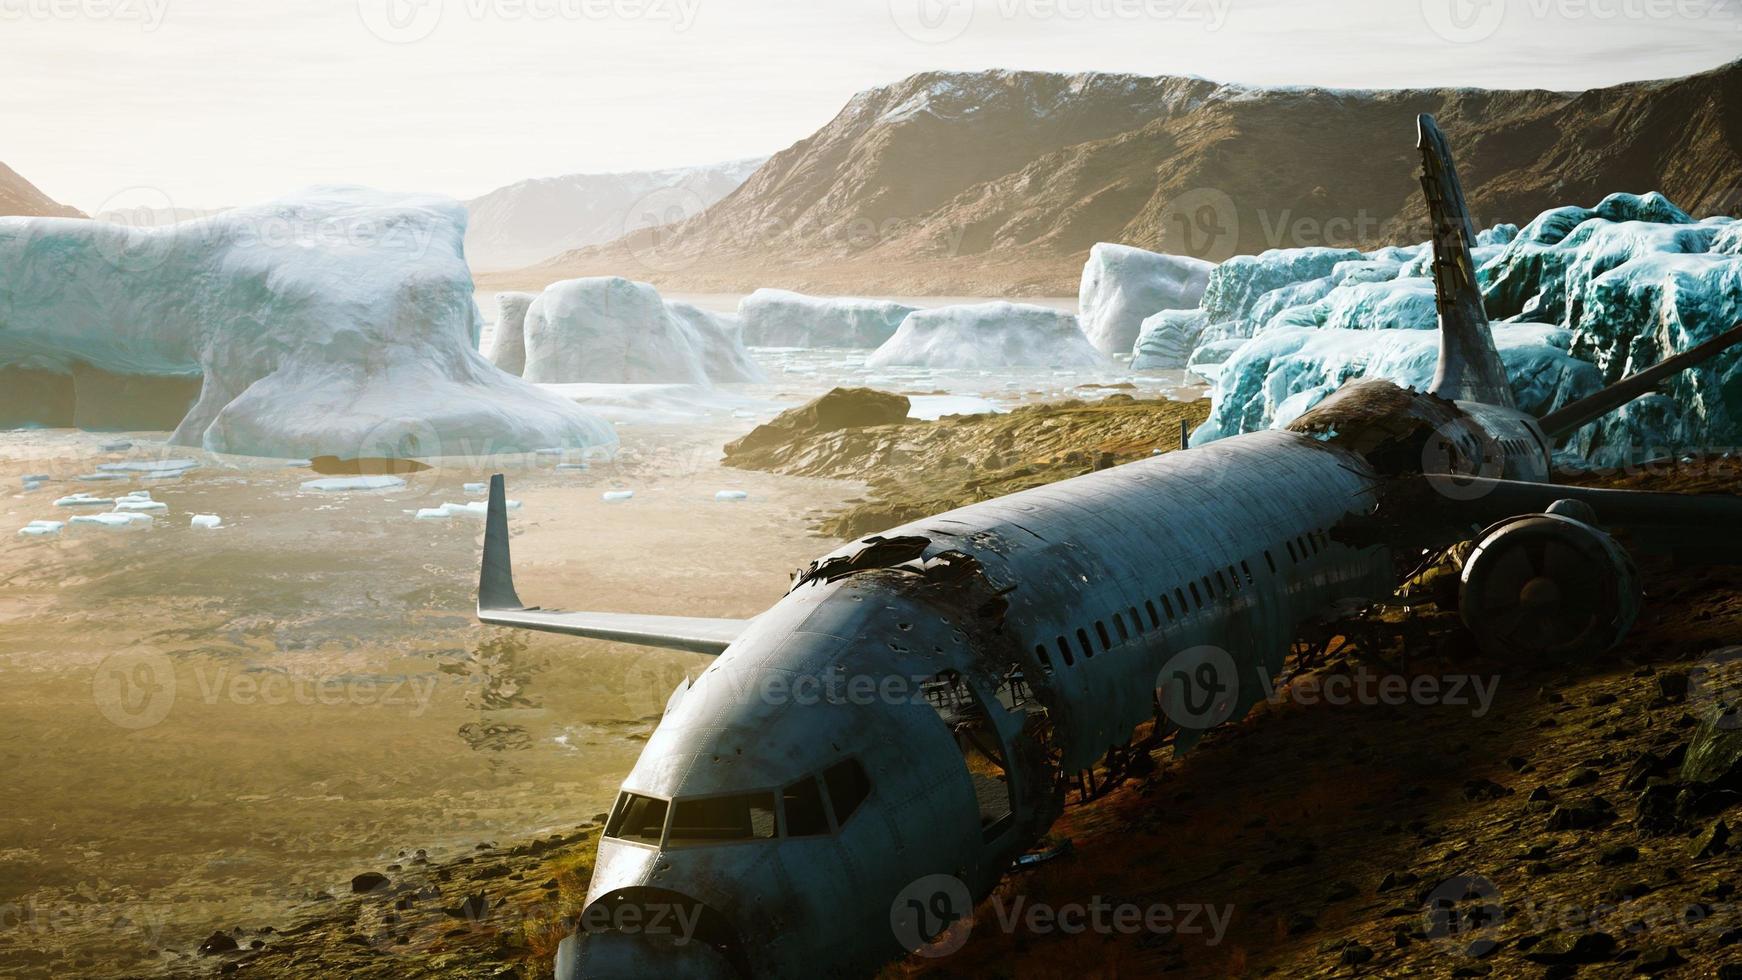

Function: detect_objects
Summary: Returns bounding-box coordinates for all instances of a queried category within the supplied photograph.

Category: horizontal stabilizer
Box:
[1538,323,1742,444]
[1427,475,1742,564]
[477,474,748,655]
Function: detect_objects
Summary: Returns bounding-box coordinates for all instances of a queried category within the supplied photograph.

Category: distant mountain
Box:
[463,158,766,271]
[497,60,1742,296]
[0,162,84,218]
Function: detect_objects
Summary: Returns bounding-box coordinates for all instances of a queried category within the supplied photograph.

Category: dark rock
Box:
[350,872,390,894]
[1691,819,1731,859]
[1339,942,1373,965]
[1634,946,1685,973]
[1599,844,1640,865]
[1658,671,1690,702]
[1682,705,1742,785]
[1547,800,1614,831]
[1528,786,1554,803]
[1326,880,1358,902]
[1521,930,1617,964]
[197,932,239,956]
[1623,752,1666,792]
[1591,692,1618,706]
[1377,870,1419,893]
[1463,778,1512,801]
[1564,768,1600,789]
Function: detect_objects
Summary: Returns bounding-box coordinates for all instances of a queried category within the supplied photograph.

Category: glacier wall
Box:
[1165,193,1742,464]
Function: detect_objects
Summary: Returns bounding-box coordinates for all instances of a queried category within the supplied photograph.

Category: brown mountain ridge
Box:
[0,162,84,219]
[490,59,1742,297]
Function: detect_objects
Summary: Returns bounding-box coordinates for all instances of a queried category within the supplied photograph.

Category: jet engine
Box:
[1459,500,1641,659]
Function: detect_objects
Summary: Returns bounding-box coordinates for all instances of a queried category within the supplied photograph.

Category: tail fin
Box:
[1537,322,1742,445]
[1418,114,1514,408]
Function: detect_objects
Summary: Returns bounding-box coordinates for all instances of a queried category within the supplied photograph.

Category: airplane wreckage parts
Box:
[791,534,1065,841]
[1288,379,1654,661]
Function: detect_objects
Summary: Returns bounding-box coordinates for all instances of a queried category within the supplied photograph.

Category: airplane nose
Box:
[555,930,738,980]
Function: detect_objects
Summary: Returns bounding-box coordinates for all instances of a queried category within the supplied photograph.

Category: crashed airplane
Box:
[475,115,1742,978]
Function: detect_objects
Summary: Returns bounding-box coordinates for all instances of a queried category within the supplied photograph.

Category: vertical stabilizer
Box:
[1418,114,1514,408]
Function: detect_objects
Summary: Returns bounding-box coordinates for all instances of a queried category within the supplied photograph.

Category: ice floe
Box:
[300,475,407,493]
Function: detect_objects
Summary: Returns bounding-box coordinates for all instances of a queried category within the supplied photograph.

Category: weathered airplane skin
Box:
[477,115,1742,978]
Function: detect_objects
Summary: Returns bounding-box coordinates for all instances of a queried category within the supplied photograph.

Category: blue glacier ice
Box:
[1173,191,1742,464]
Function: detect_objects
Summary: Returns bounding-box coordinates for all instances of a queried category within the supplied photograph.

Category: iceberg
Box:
[736,289,917,348]
[190,514,222,529]
[0,187,616,459]
[1077,243,1214,354]
[488,292,537,376]
[18,520,63,537]
[520,278,762,384]
[867,302,1109,371]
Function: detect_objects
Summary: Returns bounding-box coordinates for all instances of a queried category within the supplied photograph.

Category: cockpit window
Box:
[667,792,777,846]
[781,777,831,837]
[605,793,668,846]
[824,759,871,826]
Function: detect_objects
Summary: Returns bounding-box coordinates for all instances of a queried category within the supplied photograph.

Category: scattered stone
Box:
[350,872,390,894]
[1635,946,1686,973]
[1521,930,1617,965]
[1464,778,1512,801]
[1339,942,1373,966]
[197,932,239,956]
[1658,672,1691,702]
[1564,768,1600,789]
[1691,819,1730,859]
[1599,844,1641,865]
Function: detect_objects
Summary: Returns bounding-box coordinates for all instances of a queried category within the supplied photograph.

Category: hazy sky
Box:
[4,0,1738,212]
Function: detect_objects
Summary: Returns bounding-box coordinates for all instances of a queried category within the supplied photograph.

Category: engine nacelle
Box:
[1459,503,1641,659]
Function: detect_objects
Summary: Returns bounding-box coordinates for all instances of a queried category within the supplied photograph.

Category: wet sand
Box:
[0,421,853,975]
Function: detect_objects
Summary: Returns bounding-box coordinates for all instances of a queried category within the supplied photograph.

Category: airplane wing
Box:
[476,475,750,655]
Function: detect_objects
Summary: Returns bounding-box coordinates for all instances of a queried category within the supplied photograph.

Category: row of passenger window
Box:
[1030,527,1333,675]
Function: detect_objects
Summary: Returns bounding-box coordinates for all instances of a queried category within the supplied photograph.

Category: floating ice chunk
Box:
[463,482,487,494]
[78,473,132,482]
[114,498,169,512]
[190,514,222,529]
[906,395,1001,420]
[96,459,198,474]
[714,490,750,501]
[70,512,152,528]
[100,441,132,451]
[18,520,64,536]
[55,493,116,507]
[601,490,635,502]
[22,473,52,483]
[300,475,407,492]
[415,507,452,520]
[555,462,589,472]
[414,500,517,520]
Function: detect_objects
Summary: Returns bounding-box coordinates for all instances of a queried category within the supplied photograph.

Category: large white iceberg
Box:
[866,302,1110,370]
[1077,243,1213,355]
[736,289,917,348]
[1182,192,1742,463]
[520,277,762,384]
[0,187,617,459]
